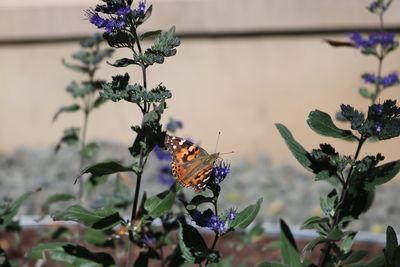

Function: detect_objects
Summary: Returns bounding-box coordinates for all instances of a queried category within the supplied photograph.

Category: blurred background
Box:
[0,0,400,231]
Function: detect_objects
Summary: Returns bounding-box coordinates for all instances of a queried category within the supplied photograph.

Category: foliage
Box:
[263,1,400,266]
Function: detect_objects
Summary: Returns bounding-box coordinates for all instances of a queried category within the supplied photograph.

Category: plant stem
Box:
[126,31,149,267]
[317,137,365,267]
[372,13,385,104]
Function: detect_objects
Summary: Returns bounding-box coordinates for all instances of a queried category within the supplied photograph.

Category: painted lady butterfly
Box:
[164,135,219,192]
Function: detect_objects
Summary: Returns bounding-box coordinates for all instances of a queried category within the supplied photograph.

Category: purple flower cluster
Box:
[86,8,129,34]
[374,104,384,114]
[210,161,231,184]
[86,1,147,34]
[361,73,399,88]
[158,165,175,186]
[193,208,237,235]
[349,31,396,50]
[375,122,383,133]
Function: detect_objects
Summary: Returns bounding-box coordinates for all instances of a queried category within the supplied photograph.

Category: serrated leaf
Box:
[229,198,263,229]
[275,124,311,171]
[279,219,302,267]
[53,104,80,122]
[144,190,176,219]
[307,110,356,141]
[52,205,121,229]
[365,160,400,190]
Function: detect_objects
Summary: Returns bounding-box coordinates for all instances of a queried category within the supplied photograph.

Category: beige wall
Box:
[0,0,399,167]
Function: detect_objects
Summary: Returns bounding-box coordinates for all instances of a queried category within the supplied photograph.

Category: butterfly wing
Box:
[165,135,216,192]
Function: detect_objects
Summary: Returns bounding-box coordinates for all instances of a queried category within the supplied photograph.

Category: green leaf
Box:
[365,160,400,190]
[302,236,327,254]
[38,193,75,220]
[76,161,139,183]
[52,205,122,229]
[83,229,109,246]
[55,127,80,152]
[94,177,131,210]
[140,30,162,40]
[256,262,288,267]
[108,58,137,68]
[301,216,329,229]
[229,198,263,229]
[341,232,356,254]
[342,250,368,265]
[62,59,90,74]
[53,104,80,122]
[144,190,176,219]
[92,96,108,109]
[0,189,38,226]
[178,222,208,264]
[279,219,302,267]
[27,243,115,266]
[81,142,99,160]
[327,228,344,241]
[385,226,399,265]
[359,87,372,99]
[275,124,311,171]
[307,110,356,141]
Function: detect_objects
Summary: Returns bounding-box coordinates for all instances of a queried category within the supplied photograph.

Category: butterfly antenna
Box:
[214,131,221,153]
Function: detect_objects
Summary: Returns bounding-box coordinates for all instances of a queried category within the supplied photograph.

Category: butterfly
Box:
[164,135,219,192]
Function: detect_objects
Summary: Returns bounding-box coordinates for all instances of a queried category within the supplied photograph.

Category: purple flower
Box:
[227,207,237,221]
[211,161,230,184]
[375,122,383,133]
[374,104,384,114]
[86,10,107,28]
[116,6,132,16]
[153,145,171,161]
[382,73,399,88]
[137,0,146,15]
[105,18,125,33]
[207,215,226,234]
[349,31,397,50]
[158,165,175,186]
[362,73,377,84]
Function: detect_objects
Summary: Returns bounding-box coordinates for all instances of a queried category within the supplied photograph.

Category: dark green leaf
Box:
[52,205,122,229]
[108,58,137,67]
[279,219,302,267]
[178,222,208,263]
[0,189,38,226]
[301,216,329,229]
[27,243,116,266]
[53,104,80,122]
[0,247,11,267]
[275,124,311,171]
[144,190,176,219]
[104,31,135,49]
[82,229,109,246]
[342,250,368,265]
[302,236,327,254]
[229,198,263,229]
[385,226,398,265]
[92,96,108,109]
[341,232,356,254]
[76,161,139,183]
[325,39,356,48]
[365,160,400,190]
[307,110,356,141]
[55,127,80,152]
[340,104,365,131]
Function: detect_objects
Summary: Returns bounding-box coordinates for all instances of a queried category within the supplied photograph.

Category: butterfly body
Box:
[164,135,219,192]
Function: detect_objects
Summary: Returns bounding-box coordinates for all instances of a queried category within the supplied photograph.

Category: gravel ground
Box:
[0,141,399,233]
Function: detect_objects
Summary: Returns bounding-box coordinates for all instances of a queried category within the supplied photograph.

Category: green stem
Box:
[372,13,385,104]
[317,137,365,267]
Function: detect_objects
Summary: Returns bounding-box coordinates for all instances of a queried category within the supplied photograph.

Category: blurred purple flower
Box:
[381,73,399,88]
[154,145,171,161]
[137,0,146,15]
[227,207,237,221]
[158,165,175,186]
[375,122,383,133]
[349,31,396,50]
[116,6,132,16]
[166,119,183,133]
[374,104,384,114]
[86,10,108,28]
